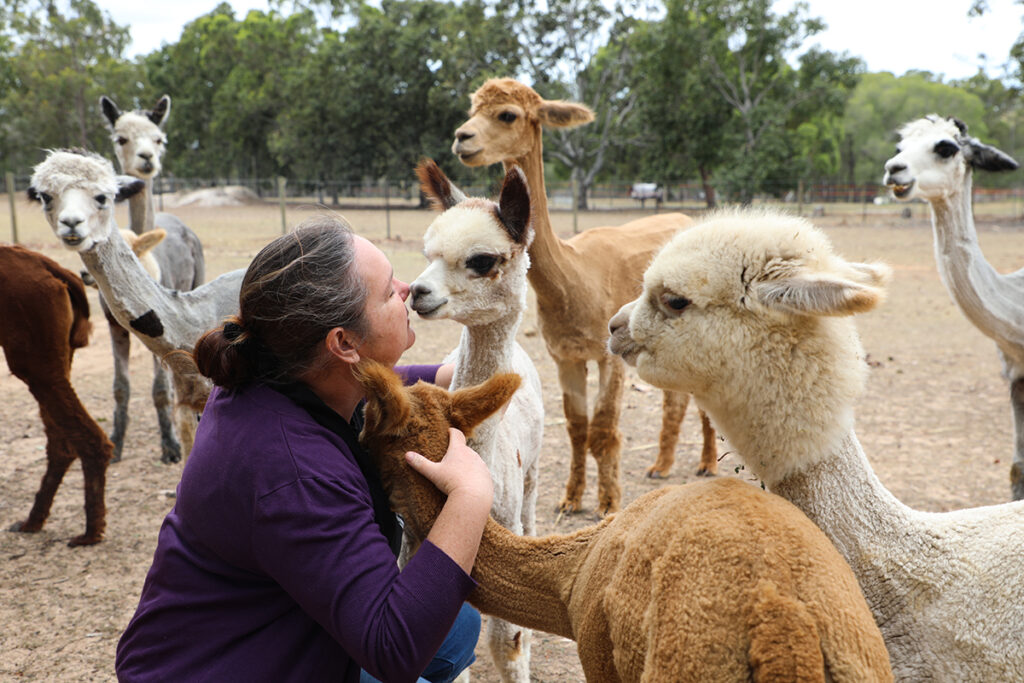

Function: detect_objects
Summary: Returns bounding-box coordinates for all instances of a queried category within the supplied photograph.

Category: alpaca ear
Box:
[100,95,121,129]
[115,176,146,202]
[355,361,413,436]
[841,261,892,288]
[496,166,531,246]
[754,268,887,317]
[133,229,167,257]
[26,186,42,203]
[537,100,594,129]
[449,373,521,436]
[149,95,171,128]
[415,158,466,211]
[965,139,1019,172]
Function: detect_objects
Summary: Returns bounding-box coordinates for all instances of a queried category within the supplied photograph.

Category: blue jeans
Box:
[360,603,480,683]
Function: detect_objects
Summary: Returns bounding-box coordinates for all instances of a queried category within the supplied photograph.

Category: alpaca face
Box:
[608,210,887,406]
[110,112,167,179]
[452,78,594,167]
[884,115,1019,201]
[28,151,142,252]
[410,159,533,326]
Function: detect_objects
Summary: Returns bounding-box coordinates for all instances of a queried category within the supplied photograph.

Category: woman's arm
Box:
[433,363,455,389]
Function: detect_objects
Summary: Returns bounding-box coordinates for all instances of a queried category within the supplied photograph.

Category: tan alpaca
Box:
[356,362,892,683]
[453,77,716,515]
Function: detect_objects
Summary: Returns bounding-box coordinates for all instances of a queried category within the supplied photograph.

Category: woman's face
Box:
[352,235,415,366]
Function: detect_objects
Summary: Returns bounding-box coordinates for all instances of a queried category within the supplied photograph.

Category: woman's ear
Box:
[324,327,362,364]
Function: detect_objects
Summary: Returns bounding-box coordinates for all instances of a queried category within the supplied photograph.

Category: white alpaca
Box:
[608,209,1024,681]
[883,115,1024,500]
[28,149,245,457]
[98,95,206,463]
[409,160,543,683]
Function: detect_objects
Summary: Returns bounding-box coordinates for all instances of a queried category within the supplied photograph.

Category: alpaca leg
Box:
[590,357,625,516]
[696,407,718,476]
[486,616,531,683]
[108,317,132,462]
[152,355,182,463]
[1010,377,1024,500]
[648,390,688,478]
[557,359,590,513]
[170,371,201,459]
[71,422,113,546]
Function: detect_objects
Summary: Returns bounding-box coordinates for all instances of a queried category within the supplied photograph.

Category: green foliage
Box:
[0,0,146,174]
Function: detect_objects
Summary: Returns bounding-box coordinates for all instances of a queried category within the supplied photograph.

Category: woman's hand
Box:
[407,428,493,573]
[405,428,493,508]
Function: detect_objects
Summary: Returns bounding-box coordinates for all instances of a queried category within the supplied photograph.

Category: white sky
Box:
[103,0,1024,82]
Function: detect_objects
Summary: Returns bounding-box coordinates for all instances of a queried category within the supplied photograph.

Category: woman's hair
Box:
[194,215,369,389]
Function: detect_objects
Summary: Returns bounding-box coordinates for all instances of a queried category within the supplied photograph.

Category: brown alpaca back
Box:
[35,252,93,350]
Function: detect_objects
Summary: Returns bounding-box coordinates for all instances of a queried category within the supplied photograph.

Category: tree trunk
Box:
[699,166,717,209]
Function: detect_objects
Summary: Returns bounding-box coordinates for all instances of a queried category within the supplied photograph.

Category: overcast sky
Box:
[104,0,1023,82]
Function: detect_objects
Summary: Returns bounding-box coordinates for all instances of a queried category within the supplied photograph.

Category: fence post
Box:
[797,179,804,217]
[571,176,579,235]
[277,176,287,235]
[383,176,391,240]
[6,172,17,244]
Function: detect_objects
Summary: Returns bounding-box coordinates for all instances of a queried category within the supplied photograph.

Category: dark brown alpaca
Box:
[1,245,113,546]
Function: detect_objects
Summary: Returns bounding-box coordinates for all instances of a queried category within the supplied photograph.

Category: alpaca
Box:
[99,94,206,464]
[608,208,1024,680]
[28,149,245,459]
[453,78,716,516]
[409,160,544,682]
[1,244,113,546]
[882,115,1024,500]
[355,362,893,682]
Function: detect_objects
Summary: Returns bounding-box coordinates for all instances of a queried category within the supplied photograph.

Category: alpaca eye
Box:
[934,140,960,158]
[466,254,498,275]
[155,137,164,145]
[498,111,517,124]
[117,137,128,146]
[39,192,53,204]
[661,294,691,312]
[95,195,107,206]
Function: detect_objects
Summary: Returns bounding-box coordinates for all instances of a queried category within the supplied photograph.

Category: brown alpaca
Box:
[453,77,716,515]
[356,363,893,682]
[1,245,113,546]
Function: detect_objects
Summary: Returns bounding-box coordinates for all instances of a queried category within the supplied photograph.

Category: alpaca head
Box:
[100,95,171,179]
[120,228,166,281]
[883,115,1018,202]
[608,210,890,479]
[409,159,533,326]
[28,149,145,252]
[356,361,521,540]
[452,78,594,166]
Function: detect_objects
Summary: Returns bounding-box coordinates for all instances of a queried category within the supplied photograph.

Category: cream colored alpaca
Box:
[608,209,1024,680]
[453,78,717,516]
[356,362,892,683]
[883,115,1024,500]
[28,149,245,457]
[409,160,543,682]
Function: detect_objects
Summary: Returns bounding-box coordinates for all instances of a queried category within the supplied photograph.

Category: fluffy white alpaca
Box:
[409,160,543,683]
[883,114,1024,500]
[28,149,245,456]
[608,209,1024,681]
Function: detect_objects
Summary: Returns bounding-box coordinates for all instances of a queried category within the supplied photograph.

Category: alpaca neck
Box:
[79,228,181,352]
[467,516,602,639]
[451,307,523,449]
[127,177,155,235]
[927,174,1024,363]
[504,131,576,308]
[771,431,919,628]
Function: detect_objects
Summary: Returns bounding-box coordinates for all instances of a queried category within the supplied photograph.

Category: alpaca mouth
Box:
[62,235,84,247]
[412,298,447,317]
[887,179,915,199]
[608,332,639,366]
[457,149,481,162]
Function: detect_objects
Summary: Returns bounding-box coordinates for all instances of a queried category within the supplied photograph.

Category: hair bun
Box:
[223,320,245,342]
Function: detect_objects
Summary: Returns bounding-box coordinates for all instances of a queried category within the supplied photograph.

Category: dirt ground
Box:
[1,198,1021,682]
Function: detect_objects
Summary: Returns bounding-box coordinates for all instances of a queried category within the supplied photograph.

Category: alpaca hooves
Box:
[160,446,182,464]
[68,533,103,547]
[1011,462,1024,501]
[9,520,40,533]
[645,468,668,479]
[557,498,583,515]
[696,467,716,477]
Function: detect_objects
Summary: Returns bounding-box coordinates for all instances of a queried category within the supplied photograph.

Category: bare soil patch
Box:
[1,199,1021,681]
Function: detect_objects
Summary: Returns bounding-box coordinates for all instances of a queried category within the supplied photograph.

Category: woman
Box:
[116,216,493,683]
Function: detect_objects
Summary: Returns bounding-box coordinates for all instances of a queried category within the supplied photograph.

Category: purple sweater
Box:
[116,366,476,682]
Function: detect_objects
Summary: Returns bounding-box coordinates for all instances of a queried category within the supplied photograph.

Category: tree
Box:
[0,0,146,174]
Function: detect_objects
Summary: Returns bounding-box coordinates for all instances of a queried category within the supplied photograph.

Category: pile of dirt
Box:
[170,185,261,207]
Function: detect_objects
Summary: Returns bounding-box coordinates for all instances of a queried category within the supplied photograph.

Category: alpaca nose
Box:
[61,216,83,231]
[885,160,906,175]
[410,282,431,301]
[138,151,152,161]
[455,129,475,143]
